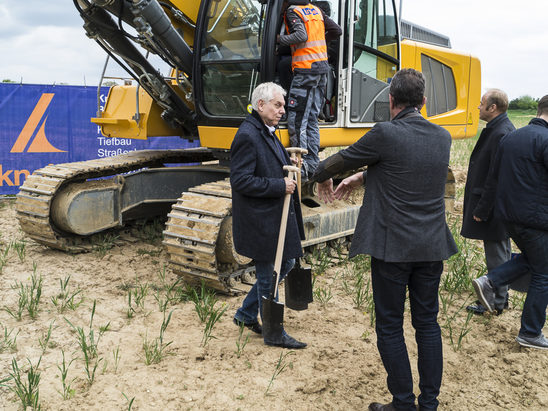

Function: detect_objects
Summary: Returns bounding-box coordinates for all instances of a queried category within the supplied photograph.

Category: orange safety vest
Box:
[285,4,328,71]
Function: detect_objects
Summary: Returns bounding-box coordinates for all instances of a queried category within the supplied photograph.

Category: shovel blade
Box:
[285,263,313,311]
[261,296,284,344]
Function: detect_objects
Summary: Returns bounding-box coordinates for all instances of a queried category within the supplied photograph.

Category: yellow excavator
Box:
[16,0,480,293]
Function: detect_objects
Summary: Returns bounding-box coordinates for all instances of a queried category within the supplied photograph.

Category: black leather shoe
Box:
[466,300,487,315]
[467,300,506,316]
[368,402,396,411]
[265,333,307,349]
[233,318,262,334]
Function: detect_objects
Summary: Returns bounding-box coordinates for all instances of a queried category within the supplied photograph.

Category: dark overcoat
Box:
[494,117,548,230]
[230,111,305,262]
[461,113,515,240]
[315,107,457,262]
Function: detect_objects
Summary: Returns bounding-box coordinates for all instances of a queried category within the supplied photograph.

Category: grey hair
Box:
[251,82,286,111]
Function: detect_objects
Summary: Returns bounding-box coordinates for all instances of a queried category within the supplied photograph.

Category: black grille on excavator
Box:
[374,102,390,122]
[400,20,451,48]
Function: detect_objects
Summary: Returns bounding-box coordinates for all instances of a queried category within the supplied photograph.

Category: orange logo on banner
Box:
[10,93,66,153]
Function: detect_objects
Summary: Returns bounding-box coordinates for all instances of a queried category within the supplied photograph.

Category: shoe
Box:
[467,300,505,316]
[515,333,548,350]
[264,333,307,349]
[233,318,262,335]
[466,301,487,315]
[472,275,495,312]
[368,402,396,411]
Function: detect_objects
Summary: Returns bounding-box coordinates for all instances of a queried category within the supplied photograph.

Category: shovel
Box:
[284,148,313,311]
[261,165,300,344]
[285,258,313,310]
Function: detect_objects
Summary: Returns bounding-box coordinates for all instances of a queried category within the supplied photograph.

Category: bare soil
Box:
[0,189,547,410]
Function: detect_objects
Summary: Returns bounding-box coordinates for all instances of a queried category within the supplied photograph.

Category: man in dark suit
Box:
[231,82,306,349]
[462,89,515,316]
[313,69,457,411]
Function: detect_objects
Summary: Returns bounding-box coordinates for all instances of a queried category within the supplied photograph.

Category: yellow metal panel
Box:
[198,126,372,150]
[400,39,480,139]
[166,0,199,47]
[466,56,482,137]
[92,86,184,140]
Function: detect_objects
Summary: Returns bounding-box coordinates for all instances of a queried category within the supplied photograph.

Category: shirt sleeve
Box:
[278,8,308,46]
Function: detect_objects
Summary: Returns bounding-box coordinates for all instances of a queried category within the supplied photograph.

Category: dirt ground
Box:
[0,184,547,410]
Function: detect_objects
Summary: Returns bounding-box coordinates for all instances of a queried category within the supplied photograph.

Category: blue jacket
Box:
[230,111,305,262]
[494,117,548,230]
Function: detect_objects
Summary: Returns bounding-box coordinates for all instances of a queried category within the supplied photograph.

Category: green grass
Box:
[507,109,536,128]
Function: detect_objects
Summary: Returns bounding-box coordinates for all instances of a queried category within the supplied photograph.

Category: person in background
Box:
[313,68,457,411]
[462,89,515,316]
[231,82,307,349]
[278,0,341,180]
[473,94,548,351]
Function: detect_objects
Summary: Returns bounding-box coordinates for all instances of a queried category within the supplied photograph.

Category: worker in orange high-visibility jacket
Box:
[278,0,341,180]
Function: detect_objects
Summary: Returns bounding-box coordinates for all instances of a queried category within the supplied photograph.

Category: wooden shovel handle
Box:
[286,148,308,201]
[272,165,299,297]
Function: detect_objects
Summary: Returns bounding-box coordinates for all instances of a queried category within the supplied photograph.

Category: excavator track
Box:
[162,179,358,294]
[162,179,254,293]
[15,148,215,252]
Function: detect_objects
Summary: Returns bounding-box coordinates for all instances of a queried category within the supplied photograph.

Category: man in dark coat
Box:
[231,82,306,349]
[313,69,457,411]
[473,94,548,350]
[462,89,515,315]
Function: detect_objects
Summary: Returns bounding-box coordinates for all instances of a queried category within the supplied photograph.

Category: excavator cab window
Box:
[349,0,399,123]
[196,0,266,118]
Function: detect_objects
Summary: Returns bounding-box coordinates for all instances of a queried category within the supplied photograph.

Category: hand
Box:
[473,215,483,222]
[284,177,296,194]
[334,172,364,201]
[290,156,303,167]
[317,178,335,203]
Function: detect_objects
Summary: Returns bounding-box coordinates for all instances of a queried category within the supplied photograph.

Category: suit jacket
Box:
[230,111,305,262]
[315,107,457,262]
[461,113,515,240]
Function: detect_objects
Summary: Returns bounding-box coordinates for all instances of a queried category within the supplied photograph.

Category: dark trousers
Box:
[484,238,511,309]
[371,258,443,411]
[488,222,548,337]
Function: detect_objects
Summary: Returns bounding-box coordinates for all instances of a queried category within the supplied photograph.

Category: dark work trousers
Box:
[484,238,511,310]
[371,258,443,411]
[287,71,327,179]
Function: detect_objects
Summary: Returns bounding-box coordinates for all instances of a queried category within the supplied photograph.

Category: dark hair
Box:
[389,68,425,108]
[537,95,548,116]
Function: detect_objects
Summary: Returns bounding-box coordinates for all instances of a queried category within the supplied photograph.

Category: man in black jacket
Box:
[314,69,457,411]
[462,89,515,315]
[473,95,548,350]
[231,82,307,349]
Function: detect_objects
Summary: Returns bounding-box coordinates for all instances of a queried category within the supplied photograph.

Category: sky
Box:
[2,0,547,100]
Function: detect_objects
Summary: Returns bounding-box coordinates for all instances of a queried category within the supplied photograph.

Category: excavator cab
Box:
[192,0,402,149]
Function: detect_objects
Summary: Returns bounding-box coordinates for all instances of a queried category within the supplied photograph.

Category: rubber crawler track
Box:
[15,148,215,252]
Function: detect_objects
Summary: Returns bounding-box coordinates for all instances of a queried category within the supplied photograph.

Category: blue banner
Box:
[0,83,198,195]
